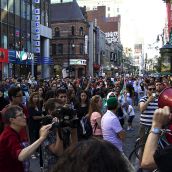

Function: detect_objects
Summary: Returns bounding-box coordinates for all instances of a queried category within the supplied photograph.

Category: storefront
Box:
[8,50,34,78]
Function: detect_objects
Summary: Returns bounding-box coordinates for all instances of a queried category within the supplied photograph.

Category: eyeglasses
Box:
[15,94,23,97]
[15,112,25,118]
[148,88,156,91]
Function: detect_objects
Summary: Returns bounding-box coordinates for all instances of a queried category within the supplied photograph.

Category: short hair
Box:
[44,90,56,102]
[56,88,67,97]
[52,138,133,172]
[44,98,62,112]
[3,105,23,124]
[8,87,22,101]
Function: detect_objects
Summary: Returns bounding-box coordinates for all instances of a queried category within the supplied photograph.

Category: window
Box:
[52,44,56,55]
[8,26,15,49]
[108,7,110,11]
[55,27,60,37]
[21,0,26,19]
[8,0,14,13]
[80,43,84,54]
[57,44,63,55]
[1,0,7,11]
[71,26,75,36]
[1,23,8,48]
[79,27,84,36]
[15,0,20,16]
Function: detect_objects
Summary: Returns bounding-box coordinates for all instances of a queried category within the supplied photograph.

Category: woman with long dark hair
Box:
[75,90,90,140]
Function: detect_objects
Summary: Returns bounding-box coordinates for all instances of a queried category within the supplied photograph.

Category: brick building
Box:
[50,1,89,78]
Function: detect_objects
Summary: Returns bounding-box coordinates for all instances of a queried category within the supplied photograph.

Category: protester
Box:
[0,105,51,172]
[88,95,103,138]
[52,139,135,172]
[101,97,125,152]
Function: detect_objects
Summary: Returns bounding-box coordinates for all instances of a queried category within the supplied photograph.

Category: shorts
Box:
[128,116,135,123]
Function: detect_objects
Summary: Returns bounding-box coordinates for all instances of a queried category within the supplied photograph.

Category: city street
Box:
[30,107,140,172]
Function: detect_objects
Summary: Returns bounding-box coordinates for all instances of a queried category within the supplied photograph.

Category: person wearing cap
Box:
[101,97,125,152]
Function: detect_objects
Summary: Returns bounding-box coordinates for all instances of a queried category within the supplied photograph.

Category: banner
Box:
[0,48,8,63]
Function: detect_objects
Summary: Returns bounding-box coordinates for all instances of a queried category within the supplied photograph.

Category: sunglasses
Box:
[148,88,156,91]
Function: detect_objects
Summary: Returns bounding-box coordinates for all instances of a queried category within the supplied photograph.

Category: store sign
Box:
[16,51,34,61]
[0,48,8,63]
[8,50,34,65]
[32,0,40,53]
[70,59,86,65]
[105,32,119,43]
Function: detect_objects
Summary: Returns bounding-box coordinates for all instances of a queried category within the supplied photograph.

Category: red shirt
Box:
[0,126,24,172]
[1,104,29,141]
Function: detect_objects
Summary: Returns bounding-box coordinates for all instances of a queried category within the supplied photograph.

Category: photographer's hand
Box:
[39,124,52,141]
[18,124,52,162]
[141,106,171,169]
[152,106,171,128]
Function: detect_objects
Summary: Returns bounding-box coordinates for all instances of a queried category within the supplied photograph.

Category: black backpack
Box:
[80,116,93,139]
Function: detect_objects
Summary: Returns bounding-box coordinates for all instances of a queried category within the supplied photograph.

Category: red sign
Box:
[0,48,8,63]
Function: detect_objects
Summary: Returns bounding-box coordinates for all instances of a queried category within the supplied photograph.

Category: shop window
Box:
[8,26,15,49]
[80,43,84,54]
[79,27,84,36]
[71,26,75,36]
[1,23,8,48]
[55,27,60,37]
[57,44,63,55]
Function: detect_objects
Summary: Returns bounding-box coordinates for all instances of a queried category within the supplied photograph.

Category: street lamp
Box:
[68,39,75,78]
[159,42,172,73]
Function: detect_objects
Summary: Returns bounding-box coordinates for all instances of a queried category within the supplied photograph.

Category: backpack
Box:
[80,116,93,139]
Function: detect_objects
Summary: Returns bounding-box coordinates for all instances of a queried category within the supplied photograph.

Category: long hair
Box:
[28,92,39,108]
[88,95,102,118]
[77,90,89,107]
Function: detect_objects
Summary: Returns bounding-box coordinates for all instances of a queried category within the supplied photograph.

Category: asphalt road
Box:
[30,107,141,172]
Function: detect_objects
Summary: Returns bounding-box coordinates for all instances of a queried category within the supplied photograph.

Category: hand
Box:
[148,95,154,102]
[39,124,52,140]
[152,106,171,128]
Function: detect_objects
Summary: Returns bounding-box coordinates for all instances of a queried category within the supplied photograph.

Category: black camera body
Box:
[41,106,78,129]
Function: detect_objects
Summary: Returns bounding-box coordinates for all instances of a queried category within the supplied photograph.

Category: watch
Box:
[150,128,162,135]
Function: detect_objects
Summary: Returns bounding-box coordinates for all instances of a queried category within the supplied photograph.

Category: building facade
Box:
[0,0,52,79]
[51,1,89,78]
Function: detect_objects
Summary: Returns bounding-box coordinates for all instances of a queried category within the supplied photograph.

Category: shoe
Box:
[31,154,36,159]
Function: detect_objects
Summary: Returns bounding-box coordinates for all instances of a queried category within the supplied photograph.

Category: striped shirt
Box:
[139,96,158,126]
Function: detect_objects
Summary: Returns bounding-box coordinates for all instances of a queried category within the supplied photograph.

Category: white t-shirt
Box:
[127,105,135,117]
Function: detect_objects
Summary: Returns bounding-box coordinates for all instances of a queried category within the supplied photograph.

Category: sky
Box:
[120,0,167,48]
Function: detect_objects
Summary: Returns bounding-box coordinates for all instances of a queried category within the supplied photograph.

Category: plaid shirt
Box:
[42,130,58,172]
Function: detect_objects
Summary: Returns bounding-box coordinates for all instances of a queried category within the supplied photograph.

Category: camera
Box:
[41,106,79,130]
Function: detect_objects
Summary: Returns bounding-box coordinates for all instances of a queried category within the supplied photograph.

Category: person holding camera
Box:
[141,106,172,172]
[0,105,51,172]
[42,98,78,172]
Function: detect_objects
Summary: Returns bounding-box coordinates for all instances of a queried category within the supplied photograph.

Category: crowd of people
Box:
[0,74,171,172]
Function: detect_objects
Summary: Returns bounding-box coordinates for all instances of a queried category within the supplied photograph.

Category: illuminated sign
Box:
[70,59,86,65]
[16,51,34,61]
[105,32,119,43]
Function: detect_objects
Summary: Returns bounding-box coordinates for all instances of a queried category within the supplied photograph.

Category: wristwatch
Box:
[150,128,162,135]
